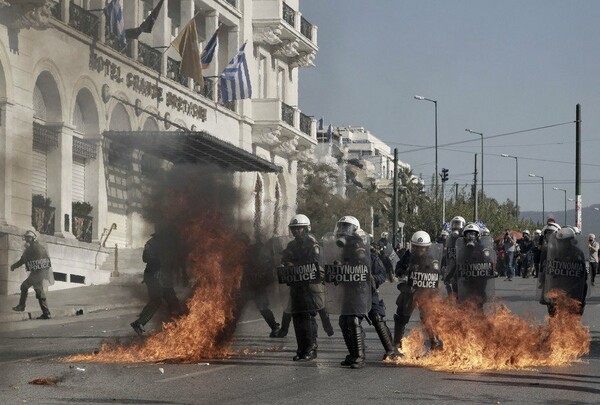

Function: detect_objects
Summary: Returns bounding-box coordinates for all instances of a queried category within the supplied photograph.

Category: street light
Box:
[552,187,567,225]
[529,173,545,223]
[414,95,438,195]
[501,154,518,216]
[466,129,484,196]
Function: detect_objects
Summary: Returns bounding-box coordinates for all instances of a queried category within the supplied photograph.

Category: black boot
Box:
[371,314,396,360]
[393,314,407,352]
[260,309,281,337]
[311,315,319,351]
[339,316,354,366]
[37,299,51,319]
[318,308,334,336]
[275,312,292,338]
[349,316,366,369]
[292,314,316,361]
[12,291,27,312]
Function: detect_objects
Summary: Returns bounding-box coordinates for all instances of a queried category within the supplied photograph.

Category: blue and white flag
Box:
[104,0,126,47]
[220,42,252,103]
[201,25,220,69]
[326,124,333,142]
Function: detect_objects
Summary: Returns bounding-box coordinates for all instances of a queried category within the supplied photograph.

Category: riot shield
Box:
[274,235,324,313]
[543,234,587,303]
[322,233,371,316]
[407,243,444,290]
[456,236,496,303]
[382,243,400,272]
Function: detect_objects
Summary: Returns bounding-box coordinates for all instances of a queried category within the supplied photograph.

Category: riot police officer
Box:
[130,229,183,336]
[455,223,496,309]
[10,230,53,319]
[369,244,397,360]
[532,229,542,277]
[517,230,534,278]
[541,226,588,316]
[394,231,443,352]
[280,214,322,361]
[444,216,466,294]
[326,216,371,369]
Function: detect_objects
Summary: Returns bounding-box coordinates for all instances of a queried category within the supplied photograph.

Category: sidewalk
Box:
[0,283,147,323]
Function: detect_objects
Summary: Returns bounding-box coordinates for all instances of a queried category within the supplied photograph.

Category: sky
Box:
[298,0,600,220]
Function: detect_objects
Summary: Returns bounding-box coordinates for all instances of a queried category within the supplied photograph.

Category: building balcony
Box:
[253,0,318,68]
[252,99,316,152]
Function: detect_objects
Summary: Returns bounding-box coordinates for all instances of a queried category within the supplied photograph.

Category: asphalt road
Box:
[0,278,599,405]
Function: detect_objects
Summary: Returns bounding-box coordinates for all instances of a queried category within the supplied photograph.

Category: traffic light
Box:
[441,168,449,182]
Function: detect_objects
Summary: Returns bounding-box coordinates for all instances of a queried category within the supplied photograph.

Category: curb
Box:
[0,302,143,323]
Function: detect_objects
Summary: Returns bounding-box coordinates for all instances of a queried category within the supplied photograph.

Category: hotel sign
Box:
[89,49,207,121]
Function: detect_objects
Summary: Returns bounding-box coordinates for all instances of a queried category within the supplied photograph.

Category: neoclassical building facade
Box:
[0,0,318,294]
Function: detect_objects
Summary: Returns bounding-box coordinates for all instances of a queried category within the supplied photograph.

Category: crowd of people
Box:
[8,211,596,369]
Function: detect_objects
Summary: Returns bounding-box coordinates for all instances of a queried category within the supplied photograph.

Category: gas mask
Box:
[464,232,477,247]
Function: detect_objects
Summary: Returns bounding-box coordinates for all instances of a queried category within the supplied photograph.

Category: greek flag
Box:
[201,25,220,69]
[220,42,252,104]
[104,0,126,47]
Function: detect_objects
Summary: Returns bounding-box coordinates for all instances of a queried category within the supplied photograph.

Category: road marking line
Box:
[237,318,264,324]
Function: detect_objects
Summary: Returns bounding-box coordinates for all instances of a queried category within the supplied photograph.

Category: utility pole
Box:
[576,104,582,229]
[392,148,399,248]
[473,154,478,221]
[441,168,449,224]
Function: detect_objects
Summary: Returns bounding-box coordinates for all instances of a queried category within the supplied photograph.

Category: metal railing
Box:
[138,41,162,73]
[69,3,99,40]
[283,2,295,28]
[281,102,294,127]
[299,112,312,136]
[50,0,61,20]
[300,16,313,40]
[167,57,189,87]
[105,21,133,56]
[217,82,236,112]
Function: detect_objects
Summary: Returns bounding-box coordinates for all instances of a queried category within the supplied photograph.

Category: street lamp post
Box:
[529,173,545,223]
[501,154,519,217]
[466,129,484,196]
[553,187,567,225]
[414,95,438,195]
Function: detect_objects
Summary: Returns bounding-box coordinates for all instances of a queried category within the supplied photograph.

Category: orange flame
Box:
[65,207,245,363]
[390,290,590,371]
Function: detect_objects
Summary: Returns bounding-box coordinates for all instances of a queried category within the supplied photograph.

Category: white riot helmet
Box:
[565,225,581,235]
[481,226,490,237]
[534,229,542,236]
[381,231,389,239]
[23,230,38,241]
[522,230,530,236]
[463,223,481,236]
[335,216,360,237]
[556,227,575,240]
[463,223,480,246]
[288,214,311,231]
[411,231,431,247]
[542,222,561,234]
[450,216,466,231]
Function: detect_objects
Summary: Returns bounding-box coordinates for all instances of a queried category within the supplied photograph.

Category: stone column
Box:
[205,10,219,100]
[0,98,13,226]
[85,136,107,243]
[46,123,75,239]
[154,0,170,75]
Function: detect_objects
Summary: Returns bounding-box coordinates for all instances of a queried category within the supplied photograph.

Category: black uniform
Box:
[281,233,322,361]
[338,234,371,369]
[240,240,280,337]
[11,240,53,319]
[517,236,534,278]
[394,249,441,350]
[368,251,396,360]
[131,233,183,336]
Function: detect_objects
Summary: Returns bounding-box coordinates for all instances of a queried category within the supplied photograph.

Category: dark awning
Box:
[104,130,281,173]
